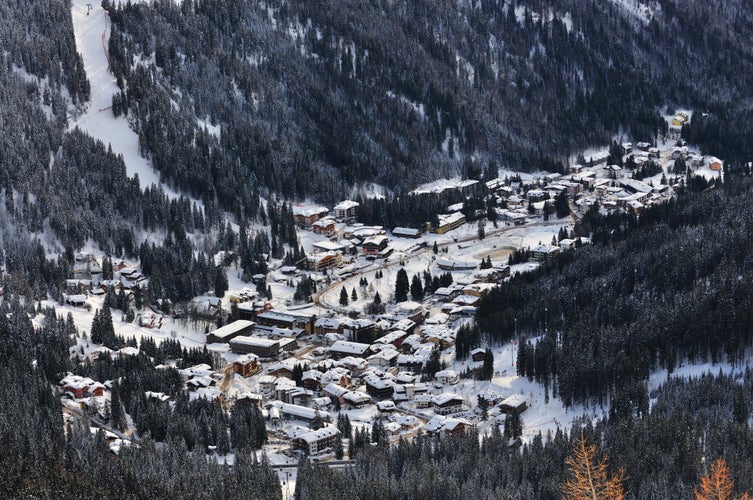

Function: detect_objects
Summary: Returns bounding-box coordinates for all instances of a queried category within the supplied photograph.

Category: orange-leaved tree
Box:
[561,432,625,500]
[695,457,752,500]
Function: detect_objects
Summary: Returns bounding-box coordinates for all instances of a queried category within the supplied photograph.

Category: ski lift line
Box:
[101,11,111,72]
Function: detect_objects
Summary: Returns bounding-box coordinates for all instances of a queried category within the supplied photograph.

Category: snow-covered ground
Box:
[70,0,181,198]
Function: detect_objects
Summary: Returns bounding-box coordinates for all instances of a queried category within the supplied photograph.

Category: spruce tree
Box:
[110,379,127,431]
[339,287,349,306]
[410,274,424,301]
[395,268,409,302]
[482,348,494,380]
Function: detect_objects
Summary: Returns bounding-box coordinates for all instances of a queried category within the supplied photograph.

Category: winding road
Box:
[314,220,567,312]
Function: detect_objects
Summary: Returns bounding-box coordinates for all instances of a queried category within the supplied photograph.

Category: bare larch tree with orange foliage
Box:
[695,457,752,500]
[561,432,625,500]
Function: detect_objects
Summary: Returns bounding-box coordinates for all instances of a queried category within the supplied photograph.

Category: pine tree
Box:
[333,434,344,459]
[562,432,624,500]
[339,287,349,306]
[395,268,409,302]
[90,308,102,345]
[433,241,438,254]
[410,274,424,301]
[371,418,386,445]
[110,379,127,431]
[351,288,358,302]
[482,348,494,380]
[99,302,116,349]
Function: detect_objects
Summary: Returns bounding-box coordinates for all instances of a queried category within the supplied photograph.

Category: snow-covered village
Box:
[49,112,726,494]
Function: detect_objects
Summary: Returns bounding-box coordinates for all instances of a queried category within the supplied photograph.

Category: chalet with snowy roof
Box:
[321,367,351,388]
[138,311,163,329]
[433,212,466,234]
[64,293,88,308]
[343,390,371,408]
[461,283,495,298]
[367,348,400,368]
[232,353,261,377]
[59,374,105,399]
[190,296,222,317]
[362,235,389,256]
[436,258,476,271]
[497,209,527,225]
[314,317,345,336]
[529,245,560,262]
[364,374,395,400]
[278,403,331,424]
[618,178,653,195]
[397,354,427,373]
[472,265,511,284]
[312,218,336,237]
[452,294,480,307]
[302,370,323,391]
[392,227,421,239]
[281,387,314,407]
[292,426,340,455]
[267,359,298,379]
[274,378,297,400]
[235,301,271,321]
[258,375,278,392]
[312,397,332,410]
[293,205,329,228]
[228,336,281,358]
[178,363,214,382]
[526,189,547,202]
[186,375,215,390]
[414,393,433,408]
[708,156,723,171]
[377,401,397,413]
[323,382,349,405]
[328,340,370,360]
[396,301,425,323]
[333,200,359,221]
[499,394,528,415]
[255,310,315,335]
[374,329,410,350]
[342,318,379,340]
[434,286,462,301]
[477,390,504,408]
[471,348,487,362]
[206,319,255,344]
[65,278,91,293]
[434,369,460,385]
[422,326,456,349]
[432,393,465,415]
[390,317,417,335]
[308,251,342,272]
[334,356,369,376]
[424,416,471,436]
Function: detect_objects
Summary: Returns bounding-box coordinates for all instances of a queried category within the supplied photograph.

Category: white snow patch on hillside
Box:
[609,0,658,25]
[197,117,221,138]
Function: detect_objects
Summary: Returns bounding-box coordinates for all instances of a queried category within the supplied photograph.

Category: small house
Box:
[432,393,464,415]
[499,394,528,415]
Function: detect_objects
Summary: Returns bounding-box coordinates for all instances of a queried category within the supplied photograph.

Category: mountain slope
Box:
[103,0,753,209]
